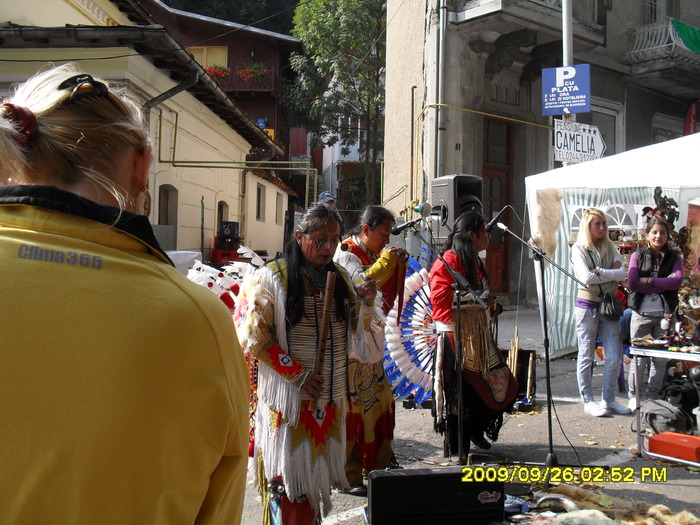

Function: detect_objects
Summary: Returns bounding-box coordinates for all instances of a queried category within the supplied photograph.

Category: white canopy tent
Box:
[525,133,700,351]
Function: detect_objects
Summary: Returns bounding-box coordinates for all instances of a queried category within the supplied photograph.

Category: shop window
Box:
[217,200,229,229]
[652,114,683,143]
[275,192,283,225]
[154,184,178,250]
[643,0,678,24]
[188,46,228,68]
[158,184,178,226]
[483,120,508,166]
[256,183,266,221]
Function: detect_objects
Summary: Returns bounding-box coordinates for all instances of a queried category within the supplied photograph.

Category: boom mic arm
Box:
[391,202,433,235]
[391,216,423,235]
[485,206,508,233]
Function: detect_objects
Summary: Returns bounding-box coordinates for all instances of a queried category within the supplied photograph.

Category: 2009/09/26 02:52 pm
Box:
[460,466,668,484]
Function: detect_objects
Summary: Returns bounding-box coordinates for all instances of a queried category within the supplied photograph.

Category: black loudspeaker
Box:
[430,174,483,233]
[218,221,239,239]
[367,466,504,525]
[216,221,240,251]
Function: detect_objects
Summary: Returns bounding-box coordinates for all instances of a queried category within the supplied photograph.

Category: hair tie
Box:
[1,103,38,148]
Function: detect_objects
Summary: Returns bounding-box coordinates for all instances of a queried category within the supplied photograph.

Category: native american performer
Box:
[430,211,515,457]
[234,204,376,525]
[333,205,408,495]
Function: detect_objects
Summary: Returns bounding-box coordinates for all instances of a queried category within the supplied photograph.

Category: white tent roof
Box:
[523,133,700,351]
[526,132,700,191]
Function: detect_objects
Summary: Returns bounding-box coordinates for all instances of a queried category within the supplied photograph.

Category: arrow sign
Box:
[553,119,606,163]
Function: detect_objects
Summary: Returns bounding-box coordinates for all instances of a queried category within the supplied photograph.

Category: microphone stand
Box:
[407,222,486,465]
[495,222,587,486]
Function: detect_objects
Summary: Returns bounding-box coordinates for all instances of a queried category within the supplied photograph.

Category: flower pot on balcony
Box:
[206,65,231,85]
[236,62,270,85]
[245,149,270,162]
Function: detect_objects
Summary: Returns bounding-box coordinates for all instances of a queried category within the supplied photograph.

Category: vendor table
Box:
[630,346,700,467]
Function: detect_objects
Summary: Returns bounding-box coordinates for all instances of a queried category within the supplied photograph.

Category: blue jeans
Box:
[620,308,632,343]
[575,306,623,404]
[628,312,667,400]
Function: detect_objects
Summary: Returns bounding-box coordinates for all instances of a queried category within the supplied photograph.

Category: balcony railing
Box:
[627,20,700,67]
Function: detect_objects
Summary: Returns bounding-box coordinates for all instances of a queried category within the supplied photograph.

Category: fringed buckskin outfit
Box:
[429,249,505,457]
[334,237,406,485]
[234,258,371,524]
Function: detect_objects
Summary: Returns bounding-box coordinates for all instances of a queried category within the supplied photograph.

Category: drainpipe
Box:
[200,195,205,258]
[143,70,199,127]
[435,0,448,183]
[411,85,417,202]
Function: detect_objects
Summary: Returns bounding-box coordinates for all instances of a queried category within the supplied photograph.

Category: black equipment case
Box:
[367,466,505,524]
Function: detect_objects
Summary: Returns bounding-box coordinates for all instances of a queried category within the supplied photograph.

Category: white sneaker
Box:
[584,401,610,417]
[605,400,632,415]
[628,397,637,411]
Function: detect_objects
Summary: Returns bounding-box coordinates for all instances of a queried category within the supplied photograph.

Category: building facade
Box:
[0,0,293,263]
[384,0,700,302]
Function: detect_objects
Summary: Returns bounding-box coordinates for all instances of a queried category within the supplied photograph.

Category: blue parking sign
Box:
[542,64,590,116]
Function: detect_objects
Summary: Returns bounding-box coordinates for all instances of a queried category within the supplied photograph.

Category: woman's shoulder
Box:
[430,250,455,272]
[157,266,240,333]
[442,249,460,264]
[570,243,587,259]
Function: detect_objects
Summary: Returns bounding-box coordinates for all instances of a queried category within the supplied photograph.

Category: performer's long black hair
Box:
[345,205,395,237]
[441,211,486,289]
[283,204,351,326]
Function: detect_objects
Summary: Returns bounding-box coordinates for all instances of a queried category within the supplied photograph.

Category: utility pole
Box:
[562,0,575,167]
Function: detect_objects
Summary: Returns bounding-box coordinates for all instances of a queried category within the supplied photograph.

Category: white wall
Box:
[243,172,287,260]
[143,72,250,256]
[383,0,430,216]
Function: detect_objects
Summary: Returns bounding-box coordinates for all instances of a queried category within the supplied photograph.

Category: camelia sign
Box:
[553,119,606,163]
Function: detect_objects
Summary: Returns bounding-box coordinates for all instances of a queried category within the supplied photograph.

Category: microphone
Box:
[391,216,423,235]
[485,206,508,233]
[391,202,432,236]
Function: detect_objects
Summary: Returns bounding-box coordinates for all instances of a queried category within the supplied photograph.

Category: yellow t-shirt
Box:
[0,197,248,525]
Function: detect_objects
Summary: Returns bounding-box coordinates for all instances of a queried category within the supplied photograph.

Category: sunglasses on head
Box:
[58,74,110,105]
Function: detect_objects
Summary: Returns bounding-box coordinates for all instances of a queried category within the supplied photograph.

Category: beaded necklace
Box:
[303,260,327,292]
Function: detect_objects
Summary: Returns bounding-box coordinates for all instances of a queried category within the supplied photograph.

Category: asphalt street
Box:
[240,307,700,524]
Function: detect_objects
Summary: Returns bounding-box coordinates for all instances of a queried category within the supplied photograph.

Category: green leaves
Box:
[284,0,387,206]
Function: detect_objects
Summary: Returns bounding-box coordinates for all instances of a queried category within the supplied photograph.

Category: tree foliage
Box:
[161,0,298,35]
[282,0,386,207]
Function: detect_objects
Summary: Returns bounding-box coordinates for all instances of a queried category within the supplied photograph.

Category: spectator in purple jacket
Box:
[626,217,683,409]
